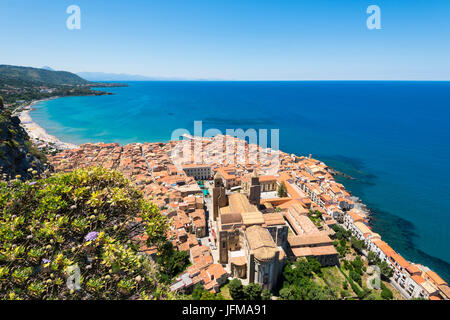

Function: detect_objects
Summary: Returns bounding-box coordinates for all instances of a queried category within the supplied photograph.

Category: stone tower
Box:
[248,170,261,207]
[212,171,227,221]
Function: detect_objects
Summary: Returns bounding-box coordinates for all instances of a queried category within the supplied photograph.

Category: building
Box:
[182,164,212,180]
[244,225,285,291]
[242,174,278,193]
[212,172,227,221]
[287,233,339,266]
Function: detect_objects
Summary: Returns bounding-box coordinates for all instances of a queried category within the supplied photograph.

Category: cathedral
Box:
[212,170,288,291]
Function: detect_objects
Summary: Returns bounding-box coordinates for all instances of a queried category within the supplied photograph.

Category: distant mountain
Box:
[41,66,54,71]
[0,65,90,86]
[77,72,185,81]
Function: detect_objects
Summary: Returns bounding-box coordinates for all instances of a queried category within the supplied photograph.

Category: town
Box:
[48,134,450,300]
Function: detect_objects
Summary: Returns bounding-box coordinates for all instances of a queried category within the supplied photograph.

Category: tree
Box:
[368,251,377,265]
[379,261,394,279]
[307,257,322,276]
[262,289,272,300]
[350,236,365,253]
[331,224,351,240]
[277,182,288,198]
[279,287,297,300]
[282,259,313,285]
[350,270,362,287]
[156,241,190,283]
[380,283,393,300]
[192,284,224,300]
[192,284,205,300]
[244,283,263,300]
[0,95,4,109]
[351,256,363,275]
[228,278,245,300]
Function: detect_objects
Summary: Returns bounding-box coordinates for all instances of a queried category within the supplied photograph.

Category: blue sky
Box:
[0,0,449,80]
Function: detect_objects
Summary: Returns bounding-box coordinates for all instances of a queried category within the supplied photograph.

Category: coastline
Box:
[17,98,79,151]
[12,94,448,283]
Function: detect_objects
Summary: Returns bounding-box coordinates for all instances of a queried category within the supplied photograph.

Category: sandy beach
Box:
[18,98,78,150]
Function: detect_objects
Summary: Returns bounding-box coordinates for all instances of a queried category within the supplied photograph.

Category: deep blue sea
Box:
[31,81,450,281]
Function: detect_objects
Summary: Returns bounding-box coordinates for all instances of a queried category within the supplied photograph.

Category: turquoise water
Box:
[31,81,450,280]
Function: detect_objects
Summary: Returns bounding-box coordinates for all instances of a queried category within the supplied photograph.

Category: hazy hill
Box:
[77,72,189,81]
[0,65,90,86]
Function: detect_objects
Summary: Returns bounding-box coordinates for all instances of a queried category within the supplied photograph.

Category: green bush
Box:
[350,270,362,287]
[0,167,173,300]
[244,283,263,300]
[262,289,272,300]
[279,259,337,300]
[380,283,393,300]
[228,278,245,300]
[277,182,288,198]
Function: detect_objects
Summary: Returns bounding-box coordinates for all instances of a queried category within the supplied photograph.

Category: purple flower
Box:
[84,231,99,242]
[42,258,51,264]
[28,181,37,186]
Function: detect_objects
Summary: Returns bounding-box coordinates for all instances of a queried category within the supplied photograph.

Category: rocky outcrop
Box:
[0,109,46,180]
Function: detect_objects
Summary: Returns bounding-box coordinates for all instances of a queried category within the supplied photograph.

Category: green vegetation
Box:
[0,65,125,105]
[350,236,365,254]
[331,224,352,257]
[380,282,393,300]
[0,167,179,300]
[279,258,337,300]
[262,289,272,300]
[191,284,224,300]
[379,261,394,279]
[0,95,4,109]
[155,242,190,284]
[0,65,89,86]
[228,278,265,300]
[333,238,349,257]
[277,182,288,198]
[0,109,46,180]
[308,210,323,227]
[24,140,47,164]
[244,283,263,300]
[366,251,394,279]
[228,278,245,300]
[338,267,370,299]
[368,251,377,265]
[331,224,351,239]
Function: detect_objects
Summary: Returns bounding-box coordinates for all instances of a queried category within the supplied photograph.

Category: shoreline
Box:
[17,98,79,151]
[12,98,447,283]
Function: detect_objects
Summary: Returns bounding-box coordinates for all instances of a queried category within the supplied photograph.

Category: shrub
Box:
[350,270,362,287]
[277,182,288,198]
[244,283,263,300]
[262,289,272,300]
[380,283,393,300]
[228,278,245,300]
[0,167,173,300]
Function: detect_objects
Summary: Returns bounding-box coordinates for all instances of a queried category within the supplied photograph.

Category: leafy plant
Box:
[0,167,175,300]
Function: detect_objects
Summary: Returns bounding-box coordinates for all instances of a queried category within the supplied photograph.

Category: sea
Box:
[30,81,450,281]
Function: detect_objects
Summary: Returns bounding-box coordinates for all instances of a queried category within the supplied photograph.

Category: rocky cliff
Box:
[0,101,46,180]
